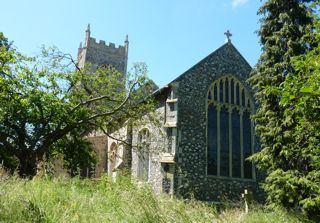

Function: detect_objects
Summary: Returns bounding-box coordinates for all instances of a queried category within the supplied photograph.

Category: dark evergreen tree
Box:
[249,0,319,217]
[280,4,320,219]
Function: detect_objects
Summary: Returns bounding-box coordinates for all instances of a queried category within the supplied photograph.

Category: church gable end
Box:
[173,42,252,85]
[173,42,263,202]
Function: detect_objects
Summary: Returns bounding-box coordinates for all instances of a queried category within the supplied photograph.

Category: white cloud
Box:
[232,0,249,8]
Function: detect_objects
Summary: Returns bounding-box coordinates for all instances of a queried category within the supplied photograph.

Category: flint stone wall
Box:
[172,43,264,202]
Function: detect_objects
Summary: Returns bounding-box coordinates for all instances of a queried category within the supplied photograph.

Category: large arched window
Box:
[207,75,255,179]
[137,129,150,181]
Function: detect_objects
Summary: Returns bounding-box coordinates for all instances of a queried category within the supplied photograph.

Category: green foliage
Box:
[278,8,320,218]
[0,175,213,222]
[0,174,309,223]
[52,130,96,177]
[244,206,310,223]
[0,33,155,177]
[249,0,320,220]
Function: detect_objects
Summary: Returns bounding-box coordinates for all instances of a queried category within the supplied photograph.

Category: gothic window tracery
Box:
[207,75,255,179]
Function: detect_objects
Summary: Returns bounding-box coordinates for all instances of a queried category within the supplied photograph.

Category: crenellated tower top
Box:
[77,24,129,75]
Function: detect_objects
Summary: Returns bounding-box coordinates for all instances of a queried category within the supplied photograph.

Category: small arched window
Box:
[137,129,150,181]
[207,75,255,179]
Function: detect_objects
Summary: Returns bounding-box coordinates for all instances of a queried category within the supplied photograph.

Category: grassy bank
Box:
[0,174,309,222]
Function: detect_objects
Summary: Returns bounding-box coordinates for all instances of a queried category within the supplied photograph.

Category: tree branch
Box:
[70,94,122,113]
[78,79,139,124]
[88,121,134,147]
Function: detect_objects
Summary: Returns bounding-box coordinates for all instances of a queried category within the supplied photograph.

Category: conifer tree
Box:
[279,4,320,218]
[249,0,318,216]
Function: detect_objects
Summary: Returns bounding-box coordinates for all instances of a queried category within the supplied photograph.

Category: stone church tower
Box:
[77,24,129,177]
[77,24,129,75]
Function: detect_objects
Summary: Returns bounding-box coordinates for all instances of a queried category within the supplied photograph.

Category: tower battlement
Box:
[88,38,125,49]
[77,24,129,75]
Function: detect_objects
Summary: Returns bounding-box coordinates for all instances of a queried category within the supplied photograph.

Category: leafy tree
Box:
[51,129,96,177]
[0,32,20,171]
[279,6,320,219]
[0,33,155,177]
[249,0,319,217]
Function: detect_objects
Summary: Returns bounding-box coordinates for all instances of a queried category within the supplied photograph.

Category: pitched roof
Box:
[153,42,252,97]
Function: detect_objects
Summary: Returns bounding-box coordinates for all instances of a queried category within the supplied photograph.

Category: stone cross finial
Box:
[224,30,232,43]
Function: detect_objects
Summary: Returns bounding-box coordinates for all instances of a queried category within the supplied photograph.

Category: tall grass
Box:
[0,175,218,222]
[0,171,310,222]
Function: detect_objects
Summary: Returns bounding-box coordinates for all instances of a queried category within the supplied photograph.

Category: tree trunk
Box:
[18,151,37,177]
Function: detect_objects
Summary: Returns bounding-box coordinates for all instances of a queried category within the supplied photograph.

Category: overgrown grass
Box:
[0,171,310,222]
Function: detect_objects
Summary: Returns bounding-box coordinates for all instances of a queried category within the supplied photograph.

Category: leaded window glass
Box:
[232,110,241,178]
[225,78,229,103]
[214,84,217,101]
[207,75,254,179]
[236,83,240,105]
[231,79,235,104]
[219,80,223,102]
[220,107,229,176]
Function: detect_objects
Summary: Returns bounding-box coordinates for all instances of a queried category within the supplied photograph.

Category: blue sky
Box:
[1,0,261,87]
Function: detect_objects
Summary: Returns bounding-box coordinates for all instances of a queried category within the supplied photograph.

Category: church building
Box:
[77,26,263,202]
